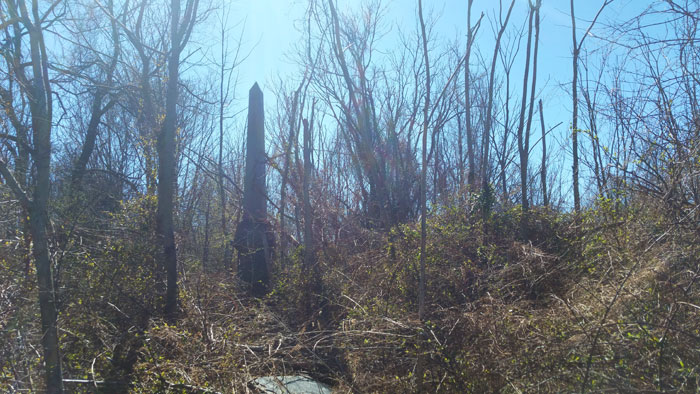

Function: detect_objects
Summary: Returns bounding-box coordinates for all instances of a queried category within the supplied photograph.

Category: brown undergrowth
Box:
[2,196,699,392]
[128,199,699,392]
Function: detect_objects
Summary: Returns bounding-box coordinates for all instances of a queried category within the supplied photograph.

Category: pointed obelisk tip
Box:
[250,82,262,96]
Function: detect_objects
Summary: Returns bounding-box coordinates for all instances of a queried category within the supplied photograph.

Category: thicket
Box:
[2,188,698,392]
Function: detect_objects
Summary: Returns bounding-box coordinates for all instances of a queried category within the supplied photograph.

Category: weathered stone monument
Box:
[235,83,271,296]
[249,375,332,394]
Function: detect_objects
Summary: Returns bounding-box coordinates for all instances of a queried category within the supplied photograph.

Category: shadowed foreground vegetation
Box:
[3,191,698,392]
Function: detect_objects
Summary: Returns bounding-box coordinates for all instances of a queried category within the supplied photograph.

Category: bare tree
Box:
[516,1,536,213]
[579,47,610,198]
[215,4,247,271]
[278,85,301,263]
[68,0,121,192]
[324,0,394,226]
[493,22,521,205]
[612,1,700,220]
[0,0,64,391]
[418,0,430,321]
[482,0,516,196]
[571,0,612,212]
[464,0,483,191]
[539,99,548,206]
[158,0,199,318]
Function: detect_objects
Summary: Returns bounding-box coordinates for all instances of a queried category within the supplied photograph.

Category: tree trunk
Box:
[203,194,210,272]
[280,88,301,265]
[303,114,315,272]
[302,109,321,308]
[158,0,199,319]
[517,4,535,213]
[30,186,63,394]
[571,0,582,213]
[418,0,430,322]
[30,97,63,394]
[158,0,180,319]
[27,5,63,392]
[482,0,516,195]
[4,1,65,390]
[570,0,611,213]
[539,100,549,206]
[218,20,232,271]
[500,67,511,205]
[464,0,481,191]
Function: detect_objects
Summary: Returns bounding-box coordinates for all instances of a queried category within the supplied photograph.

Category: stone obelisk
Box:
[235,83,271,296]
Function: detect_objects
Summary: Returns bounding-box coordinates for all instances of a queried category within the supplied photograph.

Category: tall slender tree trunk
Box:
[482,0,516,195]
[0,1,65,390]
[521,0,541,217]
[159,0,199,319]
[571,0,582,213]
[219,90,230,270]
[539,100,549,206]
[302,113,315,272]
[27,7,62,393]
[517,5,535,214]
[417,1,430,389]
[500,69,511,204]
[458,106,464,192]
[218,21,232,271]
[158,0,181,319]
[464,0,482,191]
[418,0,430,322]
[30,99,63,394]
[203,194,211,272]
[30,176,63,394]
[570,0,611,213]
[280,88,301,265]
[302,106,321,309]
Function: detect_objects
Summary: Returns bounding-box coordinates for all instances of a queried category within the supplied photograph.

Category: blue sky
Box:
[231,0,647,96]
[219,0,651,203]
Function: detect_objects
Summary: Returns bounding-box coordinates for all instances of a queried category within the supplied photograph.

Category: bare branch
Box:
[0,156,31,208]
